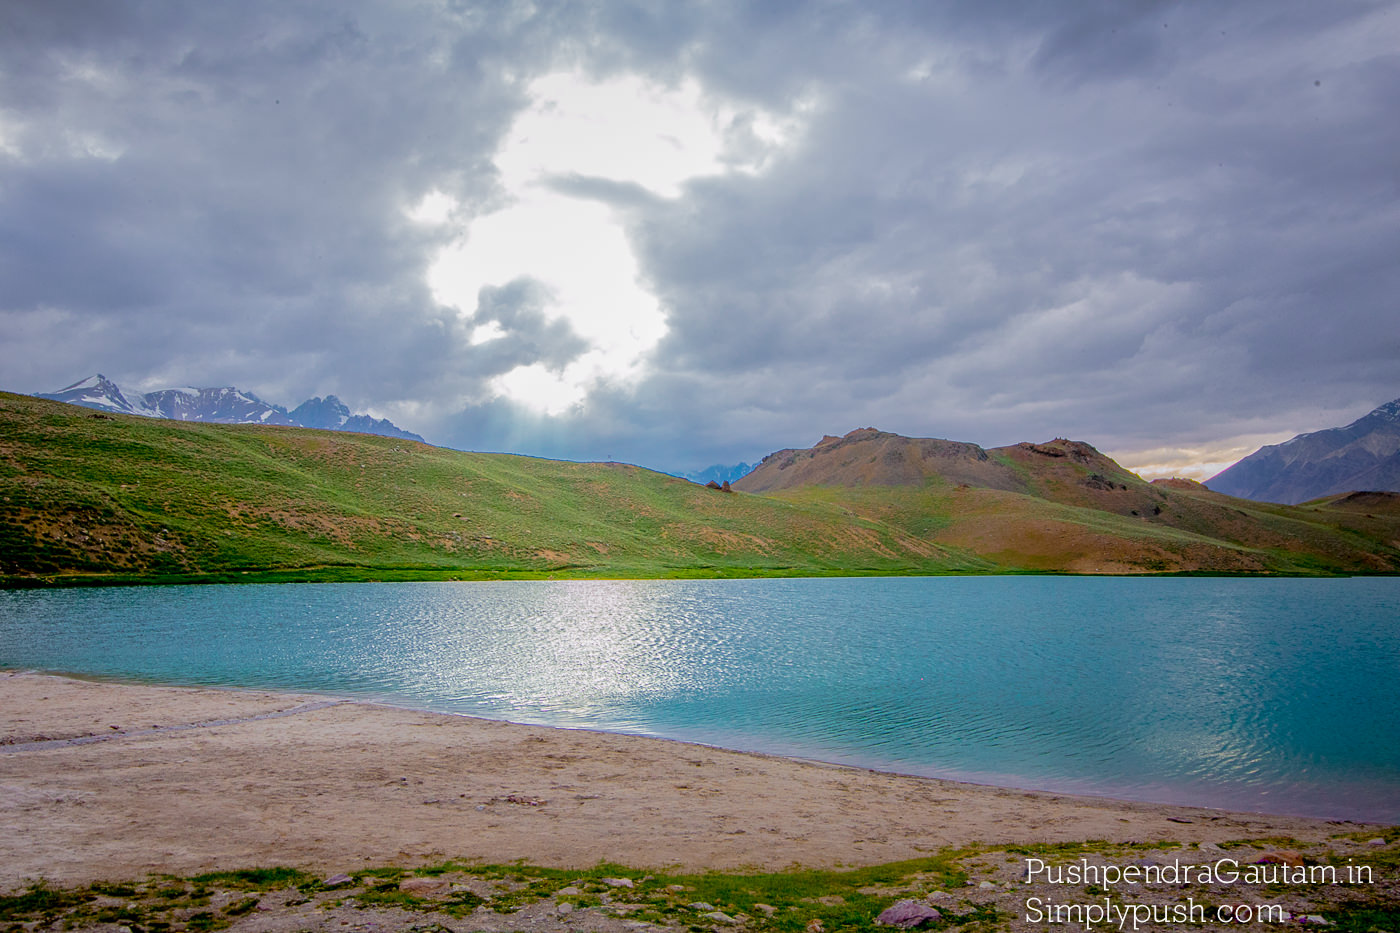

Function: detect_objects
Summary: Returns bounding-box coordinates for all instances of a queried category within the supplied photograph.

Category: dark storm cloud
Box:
[616,0,1400,468]
[2,0,1398,475]
[474,281,591,371]
[0,0,531,402]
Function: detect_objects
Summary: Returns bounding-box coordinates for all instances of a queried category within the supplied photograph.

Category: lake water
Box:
[2,576,1397,823]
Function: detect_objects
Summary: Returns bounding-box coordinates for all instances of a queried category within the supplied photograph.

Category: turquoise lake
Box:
[2,576,1397,822]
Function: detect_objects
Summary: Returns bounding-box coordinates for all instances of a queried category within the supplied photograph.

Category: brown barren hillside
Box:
[733,427,1027,493]
[1307,489,1400,514]
[736,428,1400,574]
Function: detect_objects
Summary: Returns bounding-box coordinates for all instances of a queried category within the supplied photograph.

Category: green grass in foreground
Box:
[0,856,977,932]
[4,836,1398,932]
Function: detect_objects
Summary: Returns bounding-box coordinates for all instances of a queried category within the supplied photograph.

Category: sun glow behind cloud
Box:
[1111,432,1298,483]
[423,70,802,415]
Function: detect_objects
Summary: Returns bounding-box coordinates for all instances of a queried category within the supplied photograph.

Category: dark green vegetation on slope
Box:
[3,393,1400,585]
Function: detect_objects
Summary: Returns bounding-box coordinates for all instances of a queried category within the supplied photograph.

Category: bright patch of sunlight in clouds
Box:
[407,189,455,225]
[427,70,802,415]
[493,363,586,414]
[1112,432,1297,483]
[468,320,506,346]
[498,72,733,198]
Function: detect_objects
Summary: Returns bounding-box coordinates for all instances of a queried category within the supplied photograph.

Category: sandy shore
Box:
[0,670,1368,892]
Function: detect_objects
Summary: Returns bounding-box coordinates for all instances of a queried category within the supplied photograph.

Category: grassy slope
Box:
[3,392,1399,584]
[0,393,987,584]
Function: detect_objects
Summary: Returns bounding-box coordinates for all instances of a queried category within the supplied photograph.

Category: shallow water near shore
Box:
[2,576,1397,822]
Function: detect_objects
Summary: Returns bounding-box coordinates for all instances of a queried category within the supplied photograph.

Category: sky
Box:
[3,1,1398,480]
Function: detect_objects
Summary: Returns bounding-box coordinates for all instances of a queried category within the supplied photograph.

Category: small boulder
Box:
[1255,850,1306,867]
[876,899,942,928]
[400,877,449,896]
[1366,837,1387,847]
[689,902,716,911]
[705,911,737,924]
[557,902,575,916]
[602,877,635,889]
[322,873,354,889]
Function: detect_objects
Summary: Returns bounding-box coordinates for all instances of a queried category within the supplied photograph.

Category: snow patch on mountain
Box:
[37,375,425,443]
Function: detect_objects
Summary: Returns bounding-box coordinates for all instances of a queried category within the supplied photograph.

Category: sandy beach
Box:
[3,669,1375,895]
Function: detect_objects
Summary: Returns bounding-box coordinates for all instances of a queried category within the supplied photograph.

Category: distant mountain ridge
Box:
[678,462,755,486]
[1206,398,1400,504]
[38,375,424,442]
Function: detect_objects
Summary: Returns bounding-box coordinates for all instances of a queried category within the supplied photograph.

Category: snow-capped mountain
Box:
[678,462,755,486]
[145,385,299,426]
[38,375,425,442]
[41,374,160,417]
[1207,398,1400,503]
[289,394,421,440]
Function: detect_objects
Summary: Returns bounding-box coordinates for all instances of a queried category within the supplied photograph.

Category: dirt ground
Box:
[3,671,1375,892]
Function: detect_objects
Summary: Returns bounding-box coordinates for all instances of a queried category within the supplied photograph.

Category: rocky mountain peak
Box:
[290,396,353,431]
[1207,397,1400,503]
[1368,399,1400,423]
[37,376,424,443]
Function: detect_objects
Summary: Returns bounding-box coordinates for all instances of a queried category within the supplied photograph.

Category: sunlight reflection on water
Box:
[1,576,1397,821]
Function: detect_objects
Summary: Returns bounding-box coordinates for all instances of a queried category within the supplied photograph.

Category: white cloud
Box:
[497,72,731,198]
[469,319,506,346]
[492,362,585,416]
[407,189,455,225]
[427,69,802,415]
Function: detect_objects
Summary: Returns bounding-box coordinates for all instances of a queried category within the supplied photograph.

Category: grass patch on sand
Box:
[0,856,977,931]
[188,867,314,889]
[6,836,1396,931]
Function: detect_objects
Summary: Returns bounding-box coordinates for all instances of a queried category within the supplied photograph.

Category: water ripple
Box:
[1,576,1397,820]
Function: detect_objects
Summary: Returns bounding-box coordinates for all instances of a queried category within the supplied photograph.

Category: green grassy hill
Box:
[0,393,990,584]
[3,393,1398,585]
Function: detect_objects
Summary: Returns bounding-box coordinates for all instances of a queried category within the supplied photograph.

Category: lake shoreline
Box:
[7,567,1394,589]
[2,670,1383,893]
[7,664,1377,825]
